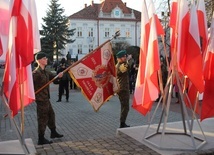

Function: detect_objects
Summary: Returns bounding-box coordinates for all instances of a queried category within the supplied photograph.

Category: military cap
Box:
[35,52,47,60]
[116,50,127,58]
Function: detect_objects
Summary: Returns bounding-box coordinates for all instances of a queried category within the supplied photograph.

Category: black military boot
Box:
[38,134,53,145]
[50,128,64,139]
[120,122,130,128]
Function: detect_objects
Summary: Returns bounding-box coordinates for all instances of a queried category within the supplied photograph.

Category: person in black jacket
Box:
[56,58,70,102]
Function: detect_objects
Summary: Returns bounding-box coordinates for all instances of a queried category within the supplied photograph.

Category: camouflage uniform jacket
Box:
[33,67,55,102]
[116,62,129,91]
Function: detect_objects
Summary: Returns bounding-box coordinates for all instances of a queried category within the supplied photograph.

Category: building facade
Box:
[65,0,141,60]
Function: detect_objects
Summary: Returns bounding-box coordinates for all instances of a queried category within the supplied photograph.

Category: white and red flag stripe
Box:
[132,14,160,116]
[143,14,160,110]
[169,0,178,68]
[185,4,205,115]
[0,0,10,57]
[11,0,40,65]
[3,0,41,116]
[197,0,208,55]
[132,0,150,115]
[176,0,190,73]
[147,0,164,36]
[184,4,204,93]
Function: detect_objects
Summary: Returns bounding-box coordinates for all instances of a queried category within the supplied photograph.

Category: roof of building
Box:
[68,0,141,21]
[100,0,130,14]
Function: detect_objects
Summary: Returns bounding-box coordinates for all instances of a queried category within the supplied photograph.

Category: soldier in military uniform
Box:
[33,52,64,145]
[116,50,130,128]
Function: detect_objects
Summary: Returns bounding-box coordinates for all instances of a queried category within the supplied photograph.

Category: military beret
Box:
[35,52,47,60]
[116,50,127,58]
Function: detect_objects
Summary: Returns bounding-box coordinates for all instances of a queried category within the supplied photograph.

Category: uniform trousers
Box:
[117,90,130,123]
[36,100,56,135]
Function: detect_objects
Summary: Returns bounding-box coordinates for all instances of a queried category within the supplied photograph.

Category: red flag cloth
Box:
[132,0,150,115]
[184,4,204,93]
[132,14,160,116]
[3,0,41,116]
[197,0,208,54]
[201,80,214,121]
[201,12,214,121]
[169,0,178,30]
[69,42,118,111]
[154,15,165,36]
[147,1,164,36]
[0,0,10,57]
[169,0,178,69]
[177,0,190,73]
[3,56,35,117]
[187,82,201,115]
[11,0,40,66]
[0,39,2,56]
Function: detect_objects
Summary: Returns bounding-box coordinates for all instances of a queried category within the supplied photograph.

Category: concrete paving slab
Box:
[0,138,36,155]
[117,118,214,155]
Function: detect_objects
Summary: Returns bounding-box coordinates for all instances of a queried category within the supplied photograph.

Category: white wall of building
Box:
[65,19,141,60]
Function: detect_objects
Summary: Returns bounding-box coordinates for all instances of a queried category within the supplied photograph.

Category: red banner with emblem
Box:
[69,42,118,111]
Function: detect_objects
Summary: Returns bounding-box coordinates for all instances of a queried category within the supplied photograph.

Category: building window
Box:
[88,28,93,37]
[105,28,110,37]
[77,27,82,37]
[114,10,120,18]
[78,44,82,54]
[126,28,130,37]
[89,44,93,52]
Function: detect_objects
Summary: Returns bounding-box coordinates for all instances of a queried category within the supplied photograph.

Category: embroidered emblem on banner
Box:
[94,92,102,103]
[103,49,111,60]
[92,65,110,88]
[77,67,88,76]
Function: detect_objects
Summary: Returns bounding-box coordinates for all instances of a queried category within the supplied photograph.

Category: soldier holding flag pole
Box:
[33,52,64,145]
[35,32,120,113]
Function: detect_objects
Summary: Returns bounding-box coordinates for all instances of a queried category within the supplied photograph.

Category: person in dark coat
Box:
[33,52,64,145]
[68,60,77,89]
[115,50,130,128]
[56,58,70,102]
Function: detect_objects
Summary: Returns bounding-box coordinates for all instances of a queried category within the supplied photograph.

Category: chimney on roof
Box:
[85,3,87,8]
[91,0,94,6]
[124,2,126,6]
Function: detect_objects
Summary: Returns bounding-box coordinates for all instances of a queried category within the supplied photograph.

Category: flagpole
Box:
[35,31,120,95]
[160,36,170,69]
[19,69,25,145]
[18,68,30,154]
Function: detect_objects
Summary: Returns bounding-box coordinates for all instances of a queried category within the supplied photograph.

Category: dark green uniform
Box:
[33,67,56,135]
[116,61,130,124]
